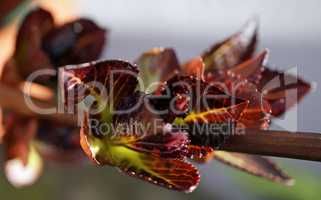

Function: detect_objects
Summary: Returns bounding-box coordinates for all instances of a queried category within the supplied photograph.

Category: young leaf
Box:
[202,20,258,71]
[214,151,294,186]
[60,60,138,115]
[180,101,248,149]
[235,81,272,129]
[135,48,180,91]
[62,59,200,191]
[256,68,311,116]
[152,75,246,123]
[120,152,200,193]
[80,113,199,192]
[183,101,248,124]
[226,50,268,82]
[181,57,205,79]
[202,51,271,128]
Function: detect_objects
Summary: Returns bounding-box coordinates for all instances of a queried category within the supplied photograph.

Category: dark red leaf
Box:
[43,18,107,66]
[151,75,246,123]
[120,153,200,192]
[202,20,258,72]
[257,67,311,116]
[60,60,138,112]
[80,113,199,192]
[129,131,189,158]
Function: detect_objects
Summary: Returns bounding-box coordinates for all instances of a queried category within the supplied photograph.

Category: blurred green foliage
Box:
[0,157,320,200]
[0,160,215,200]
[232,160,321,200]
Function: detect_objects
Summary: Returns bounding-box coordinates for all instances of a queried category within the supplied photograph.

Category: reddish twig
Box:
[221,129,321,162]
[1,82,321,161]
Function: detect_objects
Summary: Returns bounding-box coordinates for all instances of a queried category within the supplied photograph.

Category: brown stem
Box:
[221,129,321,162]
[0,83,76,126]
[1,82,321,161]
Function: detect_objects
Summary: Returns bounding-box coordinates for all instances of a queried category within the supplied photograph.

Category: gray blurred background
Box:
[1,0,321,199]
